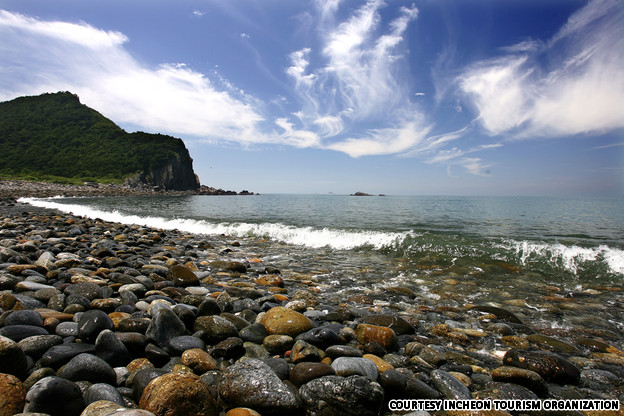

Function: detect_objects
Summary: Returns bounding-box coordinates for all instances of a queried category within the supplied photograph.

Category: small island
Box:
[350,192,386,196]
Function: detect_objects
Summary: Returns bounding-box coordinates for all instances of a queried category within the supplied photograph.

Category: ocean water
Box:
[21,194,624,286]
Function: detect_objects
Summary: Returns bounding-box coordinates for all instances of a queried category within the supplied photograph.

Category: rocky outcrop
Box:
[124,150,199,191]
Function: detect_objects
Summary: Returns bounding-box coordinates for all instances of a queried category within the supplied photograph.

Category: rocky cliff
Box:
[0,92,200,191]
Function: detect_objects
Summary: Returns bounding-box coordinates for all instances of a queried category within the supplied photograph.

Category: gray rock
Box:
[41,342,96,368]
[218,358,301,415]
[145,306,186,350]
[194,315,238,345]
[331,357,378,380]
[78,309,115,343]
[0,334,28,378]
[168,335,205,356]
[84,383,125,406]
[58,353,117,385]
[18,334,63,358]
[0,324,49,341]
[300,375,384,416]
[56,321,80,337]
[96,329,131,367]
[64,282,103,300]
[5,310,44,327]
[24,376,84,416]
[430,370,471,399]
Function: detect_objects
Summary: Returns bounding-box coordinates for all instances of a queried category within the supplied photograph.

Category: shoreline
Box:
[0,179,256,199]
[0,200,623,414]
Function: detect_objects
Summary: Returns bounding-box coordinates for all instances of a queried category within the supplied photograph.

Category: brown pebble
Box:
[181,348,218,374]
[355,324,397,351]
[0,373,26,416]
[139,372,218,416]
[225,409,262,416]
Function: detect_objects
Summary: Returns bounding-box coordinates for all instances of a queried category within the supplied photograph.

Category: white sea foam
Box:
[503,239,624,276]
[18,197,410,250]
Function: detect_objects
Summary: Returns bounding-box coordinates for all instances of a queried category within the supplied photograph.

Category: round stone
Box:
[431,369,472,399]
[0,373,26,416]
[0,334,27,378]
[300,375,384,416]
[492,366,549,397]
[4,310,44,327]
[145,307,186,350]
[260,306,314,337]
[218,359,301,414]
[139,372,218,416]
[40,342,96,368]
[169,264,200,287]
[80,400,157,416]
[24,376,84,416]
[290,362,335,387]
[65,282,103,300]
[95,329,131,367]
[168,335,205,356]
[181,348,218,374]
[17,334,63,358]
[58,353,117,385]
[84,383,125,406]
[0,324,49,341]
[331,357,379,380]
[355,324,397,351]
[194,315,239,345]
[79,309,115,343]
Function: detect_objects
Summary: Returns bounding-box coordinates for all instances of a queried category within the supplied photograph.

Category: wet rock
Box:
[131,368,169,402]
[472,304,523,324]
[80,399,157,416]
[168,335,205,355]
[194,315,239,344]
[473,382,539,400]
[431,369,471,399]
[24,376,84,416]
[181,348,218,374]
[0,334,28,378]
[379,369,442,400]
[0,324,48,341]
[5,309,44,327]
[363,314,414,335]
[78,309,115,343]
[218,359,301,415]
[325,345,363,359]
[580,368,622,390]
[59,353,117,385]
[355,324,397,351]
[300,375,384,416]
[290,362,335,387]
[145,307,186,350]
[503,349,581,385]
[331,357,379,380]
[84,383,125,406]
[197,298,222,316]
[40,342,96,368]
[263,334,294,355]
[239,323,269,344]
[491,366,549,397]
[17,334,63,358]
[65,282,102,300]
[212,336,245,359]
[363,353,394,373]
[526,334,582,356]
[261,306,314,337]
[169,264,199,287]
[291,339,326,363]
[139,372,218,416]
[225,261,247,273]
[95,329,131,367]
[0,373,26,416]
[296,327,342,350]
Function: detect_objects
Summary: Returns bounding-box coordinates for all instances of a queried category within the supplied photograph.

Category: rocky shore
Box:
[1,205,623,416]
[0,180,255,198]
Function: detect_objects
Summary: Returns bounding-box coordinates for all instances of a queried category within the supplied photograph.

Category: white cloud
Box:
[458,0,624,139]
[192,10,205,17]
[0,10,269,145]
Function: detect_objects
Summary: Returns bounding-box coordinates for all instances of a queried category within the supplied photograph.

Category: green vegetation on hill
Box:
[0,92,195,186]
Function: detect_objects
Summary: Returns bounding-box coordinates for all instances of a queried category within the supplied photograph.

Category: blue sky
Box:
[0,0,623,196]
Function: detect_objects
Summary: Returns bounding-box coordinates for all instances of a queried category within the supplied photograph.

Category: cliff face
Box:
[0,92,200,191]
[125,148,200,191]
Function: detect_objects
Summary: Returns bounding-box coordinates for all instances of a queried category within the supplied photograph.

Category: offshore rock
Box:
[139,372,218,416]
[299,375,384,416]
[218,359,302,415]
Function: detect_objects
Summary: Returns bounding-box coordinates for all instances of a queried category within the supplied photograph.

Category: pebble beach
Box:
[1,188,624,416]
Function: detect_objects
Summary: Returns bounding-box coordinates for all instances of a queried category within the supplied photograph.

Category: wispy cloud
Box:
[0,10,269,145]
[458,0,624,139]
[284,0,427,157]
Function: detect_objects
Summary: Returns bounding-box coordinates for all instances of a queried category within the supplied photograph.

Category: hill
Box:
[0,92,200,190]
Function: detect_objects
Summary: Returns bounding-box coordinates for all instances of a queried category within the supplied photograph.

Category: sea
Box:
[20,194,624,321]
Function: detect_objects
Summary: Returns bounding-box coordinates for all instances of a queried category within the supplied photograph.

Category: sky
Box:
[0,0,623,196]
